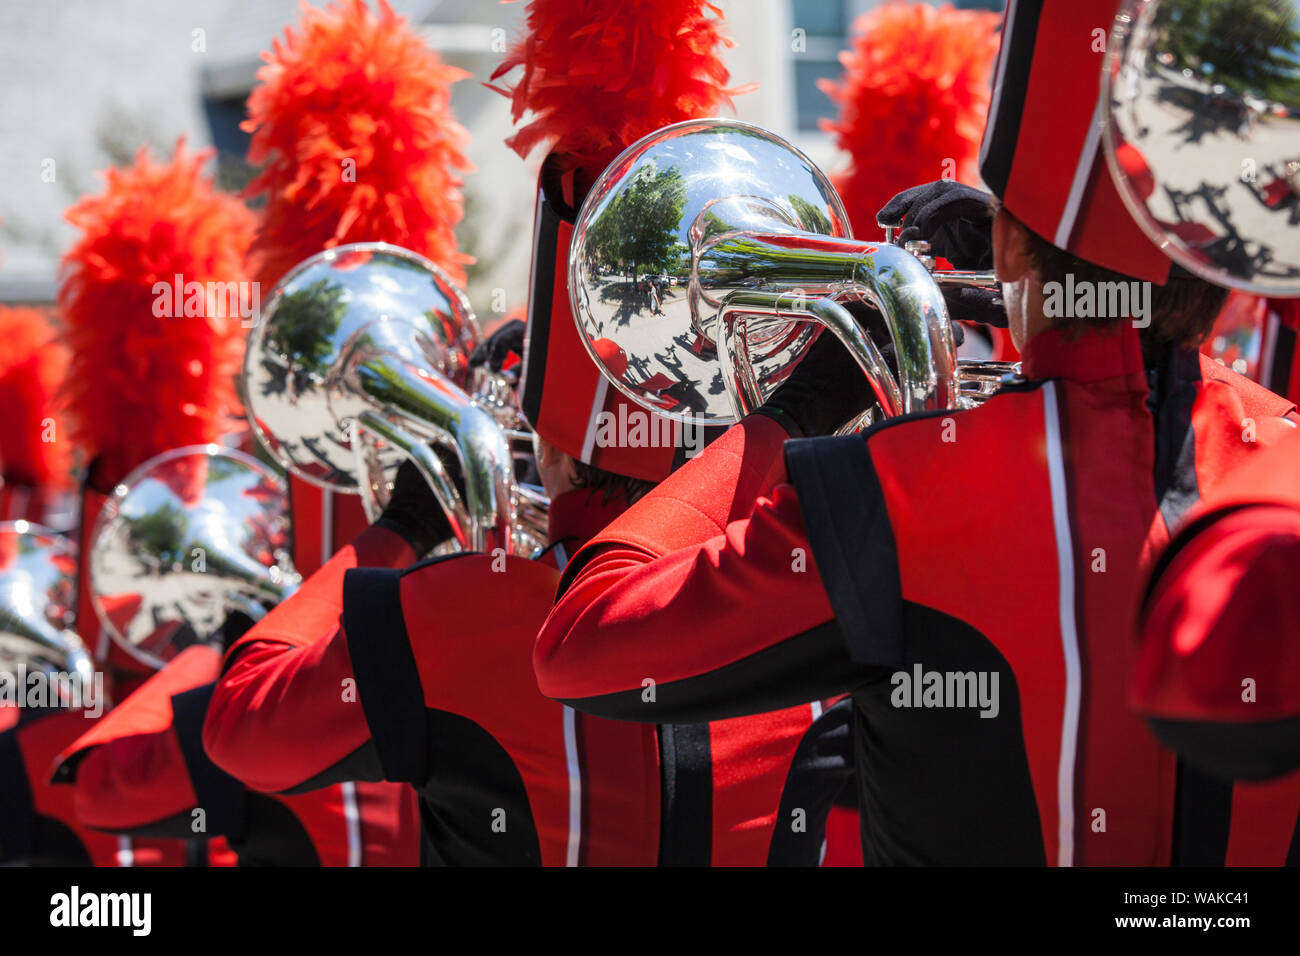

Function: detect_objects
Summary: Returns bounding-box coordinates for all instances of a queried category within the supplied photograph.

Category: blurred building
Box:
[0,0,1002,320]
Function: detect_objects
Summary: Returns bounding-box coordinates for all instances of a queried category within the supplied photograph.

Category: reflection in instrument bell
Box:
[1105,0,1300,295]
[243,242,546,556]
[0,521,96,699]
[88,445,300,672]
[568,119,1016,431]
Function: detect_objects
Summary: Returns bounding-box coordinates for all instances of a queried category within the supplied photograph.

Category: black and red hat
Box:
[491,0,748,481]
[980,0,1173,284]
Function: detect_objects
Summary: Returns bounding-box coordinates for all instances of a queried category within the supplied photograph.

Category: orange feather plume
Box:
[58,141,254,488]
[490,0,751,175]
[0,306,72,489]
[243,0,472,289]
[819,1,1000,234]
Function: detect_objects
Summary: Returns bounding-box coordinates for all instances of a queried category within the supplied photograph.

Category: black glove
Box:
[216,611,257,650]
[753,326,878,438]
[877,181,996,271]
[374,454,460,556]
[942,285,1008,329]
[753,297,972,438]
[470,319,526,377]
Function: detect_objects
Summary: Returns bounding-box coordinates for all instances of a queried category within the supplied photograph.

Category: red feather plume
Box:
[490,0,751,175]
[243,0,472,289]
[819,1,1000,234]
[58,141,254,488]
[0,306,72,489]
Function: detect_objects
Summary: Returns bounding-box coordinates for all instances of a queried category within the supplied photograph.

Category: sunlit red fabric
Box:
[243,0,472,289]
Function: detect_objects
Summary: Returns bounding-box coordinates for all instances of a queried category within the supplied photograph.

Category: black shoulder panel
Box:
[417,710,543,867]
[785,435,904,669]
[344,567,428,784]
[767,696,856,866]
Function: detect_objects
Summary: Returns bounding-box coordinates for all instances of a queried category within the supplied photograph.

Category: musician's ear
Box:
[992,206,1034,286]
[535,436,578,500]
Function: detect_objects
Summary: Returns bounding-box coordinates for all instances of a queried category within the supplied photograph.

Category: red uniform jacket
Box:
[537,324,1300,865]
[1136,426,1300,793]
[204,488,852,866]
[1256,299,1300,403]
[0,703,198,866]
[51,643,418,866]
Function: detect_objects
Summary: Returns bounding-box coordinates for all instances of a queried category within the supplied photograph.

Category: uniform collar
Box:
[546,487,632,552]
[1019,323,1147,387]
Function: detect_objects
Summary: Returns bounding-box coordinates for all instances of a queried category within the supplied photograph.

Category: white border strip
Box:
[1043,382,1082,867]
[341,781,362,867]
[320,488,335,567]
[1260,306,1281,388]
[579,375,610,464]
[563,706,582,867]
[979,0,1020,169]
[1055,93,1106,250]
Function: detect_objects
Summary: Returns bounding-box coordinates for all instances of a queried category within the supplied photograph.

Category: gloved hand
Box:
[470,319,526,378]
[753,297,971,438]
[214,611,256,651]
[374,453,460,556]
[878,182,1006,327]
[943,285,1008,329]
[753,327,878,439]
[877,181,996,271]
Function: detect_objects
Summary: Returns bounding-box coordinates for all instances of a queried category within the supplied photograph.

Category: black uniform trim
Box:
[1172,760,1234,866]
[1147,714,1300,782]
[417,710,543,866]
[658,723,713,867]
[521,192,562,429]
[236,793,321,867]
[344,567,428,785]
[978,0,1045,199]
[785,435,904,669]
[0,727,35,861]
[1267,322,1296,397]
[767,696,856,867]
[284,742,386,793]
[1148,346,1203,529]
[852,602,1048,865]
[171,683,248,839]
[554,620,873,724]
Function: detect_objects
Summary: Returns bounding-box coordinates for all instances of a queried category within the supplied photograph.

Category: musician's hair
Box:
[570,460,654,505]
[998,202,1228,362]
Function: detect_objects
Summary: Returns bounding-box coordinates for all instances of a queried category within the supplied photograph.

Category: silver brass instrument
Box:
[244,242,545,555]
[0,521,95,692]
[88,445,299,671]
[569,118,1016,429]
[1105,0,1300,295]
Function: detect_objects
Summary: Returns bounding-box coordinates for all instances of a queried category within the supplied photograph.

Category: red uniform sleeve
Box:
[536,417,873,723]
[202,525,415,794]
[1135,503,1300,779]
[1,706,125,865]
[55,645,237,836]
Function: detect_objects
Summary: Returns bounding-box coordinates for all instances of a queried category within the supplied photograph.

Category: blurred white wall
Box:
[0,0,883,316]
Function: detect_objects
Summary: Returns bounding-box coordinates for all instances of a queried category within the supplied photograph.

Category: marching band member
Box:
[534,0,1300,866]
[0,307,72,526]
[1,705,124,866]
[204,321,848,865]
[52,632,418,866]
[1135,426,1300,787]
[496,0,855,865]
[48,136,411,867]
[0,142,256,868]
[241,0,476,592]
[204,0,854,866]
[0,309,87,864]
